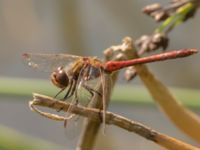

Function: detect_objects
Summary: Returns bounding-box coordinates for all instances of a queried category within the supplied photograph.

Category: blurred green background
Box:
[0,1,200,150]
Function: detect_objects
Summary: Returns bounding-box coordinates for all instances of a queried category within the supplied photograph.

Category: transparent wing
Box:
[100,69,112,132]
[77,77,102,107]
[22,53,82,72]
[64,114,83,140]
[76,65,102,106]
[63,66,103,138]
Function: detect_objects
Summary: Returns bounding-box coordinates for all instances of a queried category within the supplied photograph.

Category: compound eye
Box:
[51,67,69,88]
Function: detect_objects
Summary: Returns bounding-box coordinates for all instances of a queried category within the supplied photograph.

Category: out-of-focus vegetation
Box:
[1,77,200,108]
[0,125,65,150]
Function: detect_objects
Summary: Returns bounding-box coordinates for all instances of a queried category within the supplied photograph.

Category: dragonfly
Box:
[23,48,197,127]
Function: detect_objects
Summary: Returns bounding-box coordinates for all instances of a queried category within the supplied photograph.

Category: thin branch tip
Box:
[29,101,34,111]
[32,93,41,100]
[33,92,45,98]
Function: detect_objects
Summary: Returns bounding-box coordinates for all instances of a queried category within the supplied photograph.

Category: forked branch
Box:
[29,93,200,150]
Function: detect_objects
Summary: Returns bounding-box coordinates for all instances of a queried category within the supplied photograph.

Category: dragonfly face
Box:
[51,66,69,89]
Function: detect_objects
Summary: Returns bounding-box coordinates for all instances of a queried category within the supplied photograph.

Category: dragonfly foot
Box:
[56,107,64,112]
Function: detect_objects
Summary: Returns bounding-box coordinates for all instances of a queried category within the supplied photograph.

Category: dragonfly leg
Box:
[49,89,65,109]
[49,88,66,108]
[82,64,102,97]
[54,88,66,99]
[56,105,64,112]
[63,80,74,100]
[50,80,74,112]
[82,84,102,97]
[56,79,78,112]
[65,79,77,99]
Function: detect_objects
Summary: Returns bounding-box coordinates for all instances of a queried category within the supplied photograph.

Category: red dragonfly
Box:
[23,49,197,126]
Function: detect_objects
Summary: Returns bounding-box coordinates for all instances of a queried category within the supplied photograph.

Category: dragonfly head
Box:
[51,66,69,89]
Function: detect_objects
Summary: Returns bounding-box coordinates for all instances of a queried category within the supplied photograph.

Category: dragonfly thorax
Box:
[51,66,69,89]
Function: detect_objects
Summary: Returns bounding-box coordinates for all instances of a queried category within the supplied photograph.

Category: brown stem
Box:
[29,93,200,150]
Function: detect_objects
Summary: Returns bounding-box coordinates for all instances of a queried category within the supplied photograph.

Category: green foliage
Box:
[0,125,65,150]
[1,77,199,108]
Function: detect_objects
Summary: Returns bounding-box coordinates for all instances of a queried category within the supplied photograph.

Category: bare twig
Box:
[29,93,200,150]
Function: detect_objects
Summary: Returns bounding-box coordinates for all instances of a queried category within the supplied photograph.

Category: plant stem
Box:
[30,93,200,150]
[155,2,195,33]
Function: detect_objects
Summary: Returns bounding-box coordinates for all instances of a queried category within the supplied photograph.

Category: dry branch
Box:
[29,93,200,150]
